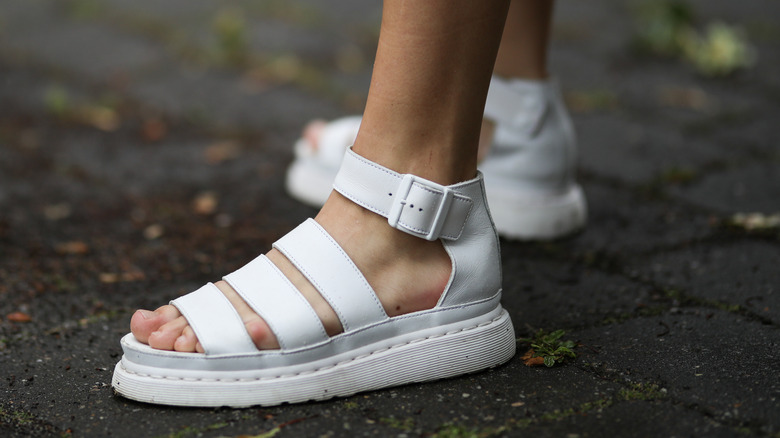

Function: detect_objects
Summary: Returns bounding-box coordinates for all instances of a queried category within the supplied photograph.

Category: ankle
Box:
[315,192,452,315]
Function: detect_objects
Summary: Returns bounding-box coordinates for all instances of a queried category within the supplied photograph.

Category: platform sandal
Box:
[112,148,516,407]
[285,76,587,240]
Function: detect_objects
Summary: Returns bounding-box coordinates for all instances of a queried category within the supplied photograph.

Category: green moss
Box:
[379,416,414,432]
[432,423,507,438]
[632,0,694,56]
[237,426,282,438]
[44,86,71,117]
[157,421,228,438]
[66,0,105,19]
[633,0,755,76]
[0,408,35,426]
[517,329,577,367]
[342,400,359,410]
[659,167,698,184]
[664,288,745,314]
[618,382,667,401]
[213,9,249,67]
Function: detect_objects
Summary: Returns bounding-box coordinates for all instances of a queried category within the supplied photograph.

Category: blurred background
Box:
[0,1,778,437]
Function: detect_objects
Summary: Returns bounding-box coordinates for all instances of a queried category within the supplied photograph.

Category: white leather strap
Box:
[170,282,258,355]
[484,76,548,137]
[273,219,388,331]
[333,149,473,241]
[224,255,329,350]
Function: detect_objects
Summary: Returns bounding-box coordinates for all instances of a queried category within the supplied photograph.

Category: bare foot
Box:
[130,191,452,353]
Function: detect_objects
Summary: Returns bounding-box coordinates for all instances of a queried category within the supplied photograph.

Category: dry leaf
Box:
[659,87,714,111]
[7,312,32,323]
[78,106,120,131]
[143,224,164,240]
[43,203,72,221]
[521,348,545,367]
[99,271,146,284]
[205,140,241,164]
[193,191,218,215]
[55,241,89,255]
[141,118,167,142]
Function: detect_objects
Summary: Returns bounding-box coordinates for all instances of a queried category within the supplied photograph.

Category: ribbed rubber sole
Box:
[112,310,515,408]
[486,184,587,241]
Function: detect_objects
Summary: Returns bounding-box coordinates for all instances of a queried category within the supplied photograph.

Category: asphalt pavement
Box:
[1,0,778,436]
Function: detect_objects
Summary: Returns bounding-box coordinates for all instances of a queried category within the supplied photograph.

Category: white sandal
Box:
[112,148,516,407]
[286,77,587,240]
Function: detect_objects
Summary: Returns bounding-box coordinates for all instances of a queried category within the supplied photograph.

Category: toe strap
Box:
[224,255,329,350]
[274,219,388,332]
[171,283,258,355]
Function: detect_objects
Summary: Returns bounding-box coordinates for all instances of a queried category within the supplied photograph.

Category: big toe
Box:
[131,305,181,344]
[302,120,327,150]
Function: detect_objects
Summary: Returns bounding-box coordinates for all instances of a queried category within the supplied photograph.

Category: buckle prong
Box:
[387,174,415,229]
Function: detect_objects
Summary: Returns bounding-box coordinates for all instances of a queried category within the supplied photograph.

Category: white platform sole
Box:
[112,309,515,408]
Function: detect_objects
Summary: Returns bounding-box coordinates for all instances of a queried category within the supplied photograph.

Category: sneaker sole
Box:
[486,183,587,241]
[285,154,338,208]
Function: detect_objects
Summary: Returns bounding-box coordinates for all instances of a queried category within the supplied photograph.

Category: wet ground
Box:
[1,0,779,436]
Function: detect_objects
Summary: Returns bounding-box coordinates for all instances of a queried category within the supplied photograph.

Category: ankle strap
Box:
[333,148,473,241]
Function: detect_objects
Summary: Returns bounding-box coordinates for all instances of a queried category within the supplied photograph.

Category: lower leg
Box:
[132,0,510,352]
[494,0,554,80]
[355,0,510,185]
[478,0,555,159]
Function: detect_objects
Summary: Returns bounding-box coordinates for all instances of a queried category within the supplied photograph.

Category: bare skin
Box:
[130,0,510,353]
[303,0,555,163]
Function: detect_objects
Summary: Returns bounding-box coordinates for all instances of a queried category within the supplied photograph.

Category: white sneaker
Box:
[285,76,587,240]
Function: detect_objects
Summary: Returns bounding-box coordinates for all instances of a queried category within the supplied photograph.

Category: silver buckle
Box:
[387,174,454,241]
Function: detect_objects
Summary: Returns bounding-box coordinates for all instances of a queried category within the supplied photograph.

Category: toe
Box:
[147,316,189,350]
[245,317,279,350]
[131,305,181,343]
[214,280,281,350]
[302,120,327,150]
[173,326,199,352]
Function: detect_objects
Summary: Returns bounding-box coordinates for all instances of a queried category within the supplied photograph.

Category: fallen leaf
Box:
[55,241,89,255]
[43,203,72,221]
[143,224,164,240]
[521,348,545,367]
[565,90,618,113]
[99,271,146,284]
[7,312,32,323]
[730,212,780,230]
[78,106,120,131]
[193,191,218,215]
[511,401,525,407]
[99,273,118,283]
[141,118,167,142]
[205,140,241,164]
[658,86,714,111]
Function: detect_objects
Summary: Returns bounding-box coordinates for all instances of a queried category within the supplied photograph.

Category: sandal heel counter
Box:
[440,175,502,307]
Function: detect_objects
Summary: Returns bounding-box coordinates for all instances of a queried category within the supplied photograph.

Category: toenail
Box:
[138,310,155,320]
